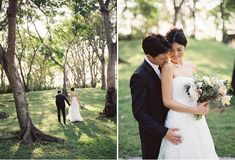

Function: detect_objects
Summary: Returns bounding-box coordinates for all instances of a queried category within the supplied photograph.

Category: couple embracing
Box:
[130,28,219,159]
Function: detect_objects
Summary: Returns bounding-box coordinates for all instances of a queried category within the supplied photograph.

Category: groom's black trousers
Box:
[57,106,66,124]
[139,125,161,159]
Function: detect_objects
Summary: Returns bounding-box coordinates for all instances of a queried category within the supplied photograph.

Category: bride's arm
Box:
[161,63,206,114]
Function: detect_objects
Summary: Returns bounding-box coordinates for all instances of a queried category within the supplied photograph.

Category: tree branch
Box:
[179,0,185,8]
[109,2,116,12]
[105,0,110,8]
[29,15,63,68]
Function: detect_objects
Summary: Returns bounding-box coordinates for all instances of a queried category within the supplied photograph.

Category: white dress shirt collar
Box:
[145,57,161,79]
[145,57,159,72]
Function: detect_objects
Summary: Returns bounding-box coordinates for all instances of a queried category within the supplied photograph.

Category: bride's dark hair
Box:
[71,88,75,91]
[166,28,187,47]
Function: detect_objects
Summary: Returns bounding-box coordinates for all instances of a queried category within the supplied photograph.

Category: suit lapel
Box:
[143,60,161,82]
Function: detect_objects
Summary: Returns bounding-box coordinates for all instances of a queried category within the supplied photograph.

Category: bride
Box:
[158,28,218,159]
[66,88,84,122]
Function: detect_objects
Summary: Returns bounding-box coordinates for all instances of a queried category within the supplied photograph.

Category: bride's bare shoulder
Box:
[162,62,174,70]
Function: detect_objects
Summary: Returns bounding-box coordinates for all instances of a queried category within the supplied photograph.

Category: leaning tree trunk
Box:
[0,0,63,144]
[98,0,116,118]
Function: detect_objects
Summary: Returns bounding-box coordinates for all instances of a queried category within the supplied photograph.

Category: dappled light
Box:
[0,88,116,159]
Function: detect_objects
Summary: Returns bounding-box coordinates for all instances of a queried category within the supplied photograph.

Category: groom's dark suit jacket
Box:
[130,60,169,159]
[55,94,70,108]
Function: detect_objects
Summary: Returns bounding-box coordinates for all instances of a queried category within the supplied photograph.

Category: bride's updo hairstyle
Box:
[166,28,187,47]
[71,88,75,91]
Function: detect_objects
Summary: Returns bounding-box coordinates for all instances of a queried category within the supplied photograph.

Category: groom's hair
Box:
[142,33,170,57]
[57,90,61,94]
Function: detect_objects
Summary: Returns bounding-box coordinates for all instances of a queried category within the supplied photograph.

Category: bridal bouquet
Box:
[185,75,232,120]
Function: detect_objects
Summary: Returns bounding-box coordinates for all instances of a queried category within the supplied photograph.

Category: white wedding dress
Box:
[66,96,84,122]
[158,76,218,159]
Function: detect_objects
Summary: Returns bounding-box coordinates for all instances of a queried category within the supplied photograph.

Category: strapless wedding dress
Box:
[66,97,84,122]
[158,76,218,159]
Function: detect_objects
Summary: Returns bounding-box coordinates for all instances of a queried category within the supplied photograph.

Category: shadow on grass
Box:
[12,142,34,159]
[72,121,98,138]
[0,88,116,159]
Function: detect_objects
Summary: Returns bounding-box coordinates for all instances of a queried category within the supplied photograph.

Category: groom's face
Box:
[147,52,169,66]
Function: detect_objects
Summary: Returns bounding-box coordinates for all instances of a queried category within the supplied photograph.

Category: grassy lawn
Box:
[0,88,116,159]
[118,38,235,158]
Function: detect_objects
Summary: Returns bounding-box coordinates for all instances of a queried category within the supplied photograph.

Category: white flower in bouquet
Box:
[217,80,226,88]
[202,76,211,85]
[221,95,232,106]
[218,86,227,96]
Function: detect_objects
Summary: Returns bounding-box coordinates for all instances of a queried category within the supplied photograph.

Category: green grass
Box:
[118,38,235,158]
[0,88,116,159]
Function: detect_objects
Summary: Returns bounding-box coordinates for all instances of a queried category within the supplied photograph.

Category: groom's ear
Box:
[146,54,153,61]
[146,54,151,59]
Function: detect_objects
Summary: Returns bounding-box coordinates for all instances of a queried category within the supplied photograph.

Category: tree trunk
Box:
[88,50,95,88]
[220,0,228,43]
[62,51,68,97]
[99,39,106,90]
[0,0,63,144]
[191,0,197,39]
[91,36,106,90]
[16,55,27,91]
[25,48,37,91]
[98,0,116,118]
[173,0,185,26]
[81,56,85,88]
[62,41,74,97]
[0,65,4,85]
[192,12,196,39]
[173,7,179,26]
[101,57,106,90]
[189,0,198,39]
[231,59,235,95]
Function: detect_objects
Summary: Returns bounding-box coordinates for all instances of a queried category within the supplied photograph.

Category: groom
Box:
[130,34,182,159]
[55,90,70,125]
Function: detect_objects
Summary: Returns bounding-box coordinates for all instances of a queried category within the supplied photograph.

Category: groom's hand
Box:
[165,128,182,145]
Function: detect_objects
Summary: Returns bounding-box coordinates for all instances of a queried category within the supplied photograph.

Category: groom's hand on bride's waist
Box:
[165,128,182,145]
